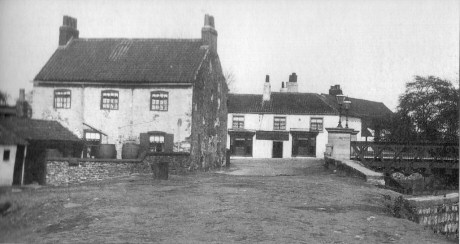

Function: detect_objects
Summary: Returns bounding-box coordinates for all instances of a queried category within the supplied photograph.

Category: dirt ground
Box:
[0,158,455,243]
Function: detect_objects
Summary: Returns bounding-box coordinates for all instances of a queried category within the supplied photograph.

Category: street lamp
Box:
[344,100,351,128]
[336,94,345,128]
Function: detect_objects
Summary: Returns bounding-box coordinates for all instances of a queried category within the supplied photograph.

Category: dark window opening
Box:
[232,115,244,129]
[3,150,10,161]
[274,117,286,130]
[149,134,165,152]
[54,89,71,109]
[230,135,253,157]
[292,135,316,157]
[101,90,119,110]
[83,130,101,158]
[150,91,168,111]
[310,118,323,132]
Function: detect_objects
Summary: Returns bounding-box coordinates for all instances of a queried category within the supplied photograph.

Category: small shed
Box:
[0,118,82,185]
[0,125,28,186]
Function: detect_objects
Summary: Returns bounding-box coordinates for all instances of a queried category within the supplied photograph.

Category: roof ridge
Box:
[315,94,339,114]
[74,38,202,42]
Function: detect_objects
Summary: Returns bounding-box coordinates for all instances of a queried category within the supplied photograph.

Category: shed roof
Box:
[0,118,80,142]
[0,125,28,145]
[34,38,208,83]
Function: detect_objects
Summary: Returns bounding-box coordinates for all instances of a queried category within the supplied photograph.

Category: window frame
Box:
[3,150,10,161]
[150,91,169,111]
[310,117,324,132]
[232,115,245,129]
[54,89,71,109]
[83,130,102,158]
[149,134,165,152]
[100,90,119,110]
[273,117,286,130]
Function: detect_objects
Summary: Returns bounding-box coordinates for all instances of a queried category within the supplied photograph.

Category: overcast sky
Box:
[0,0,458,110]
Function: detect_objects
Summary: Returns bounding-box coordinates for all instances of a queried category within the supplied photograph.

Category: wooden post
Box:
[21,145,27,185]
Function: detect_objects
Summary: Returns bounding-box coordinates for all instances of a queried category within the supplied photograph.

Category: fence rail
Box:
[350,141,459,171]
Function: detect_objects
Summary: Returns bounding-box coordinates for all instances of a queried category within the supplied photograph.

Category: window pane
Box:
[151,92,168,111]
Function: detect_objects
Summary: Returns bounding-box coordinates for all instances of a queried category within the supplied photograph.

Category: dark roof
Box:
[320,94,393,119]
[34,38,208,83]
[228,92,337,115]
[0,118,80,142]
[0,125,28,145]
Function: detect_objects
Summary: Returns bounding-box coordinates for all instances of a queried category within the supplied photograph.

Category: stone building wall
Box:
[190,51,228,170]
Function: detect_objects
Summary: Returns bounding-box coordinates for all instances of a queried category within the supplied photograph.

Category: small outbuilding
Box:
[0,118,82,185]
[0,126,28,186]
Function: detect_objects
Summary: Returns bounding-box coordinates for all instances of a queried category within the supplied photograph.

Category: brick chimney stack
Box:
[16,89,26,118]
[286,72,298,93]
[263,75,271,101]
[201,14,218,55]
[280,82,287,92]
[329,85,343,96]
[59,15,79,46]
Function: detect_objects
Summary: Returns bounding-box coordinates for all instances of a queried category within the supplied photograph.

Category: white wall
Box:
[33,85,193,158]
[0,145,17,186]
[228,113,362,158]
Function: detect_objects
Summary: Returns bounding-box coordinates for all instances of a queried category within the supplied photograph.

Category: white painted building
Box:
[31,15,228,168]
[227,74,392,158]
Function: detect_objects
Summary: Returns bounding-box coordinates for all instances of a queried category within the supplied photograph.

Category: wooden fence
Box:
[350,141,459,173]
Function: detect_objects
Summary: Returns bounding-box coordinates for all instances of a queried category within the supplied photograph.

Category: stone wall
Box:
[385,193,459,239]
[46,158,150,185]
[46,152,191,186]
[143,152,191,175]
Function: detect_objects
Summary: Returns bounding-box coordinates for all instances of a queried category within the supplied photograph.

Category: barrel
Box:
[97,144,117,159]
[122,143,140,159]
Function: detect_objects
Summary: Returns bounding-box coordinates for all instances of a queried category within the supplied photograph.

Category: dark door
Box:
[12,145,25,185]
[272,141,283,158]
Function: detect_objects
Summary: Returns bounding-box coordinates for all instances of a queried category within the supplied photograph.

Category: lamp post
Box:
[344,100,351,128]
[336,94,345,128]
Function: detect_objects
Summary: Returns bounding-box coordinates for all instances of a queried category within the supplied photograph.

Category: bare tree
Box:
[223,69,236,92]
[0,90,10,105]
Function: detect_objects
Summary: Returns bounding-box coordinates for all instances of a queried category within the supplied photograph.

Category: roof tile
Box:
[34,39,207,83]
[0,118,80,142]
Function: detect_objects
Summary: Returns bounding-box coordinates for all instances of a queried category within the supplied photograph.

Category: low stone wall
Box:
[46,158,150,186]
[385,193,459,239]
[143,152,191,175]
[324,156,384,185]
[46,152,192,186]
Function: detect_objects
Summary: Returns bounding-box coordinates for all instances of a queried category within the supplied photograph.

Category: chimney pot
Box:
[263,75,271,101]
[201,14,218,54]
[19,89,25,102]
[329,84,343,96]
[59,15,79,46]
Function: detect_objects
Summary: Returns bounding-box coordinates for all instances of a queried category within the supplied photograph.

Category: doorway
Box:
[272,141,283,158]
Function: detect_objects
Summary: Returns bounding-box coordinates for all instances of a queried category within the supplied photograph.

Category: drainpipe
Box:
[21,145,28,185]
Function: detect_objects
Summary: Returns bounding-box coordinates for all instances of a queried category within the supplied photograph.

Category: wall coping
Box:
[46,157,143,163]
[406,192,459,207]
[145,152,191,156]
[325,127,355,134]
[325,156,385,185]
